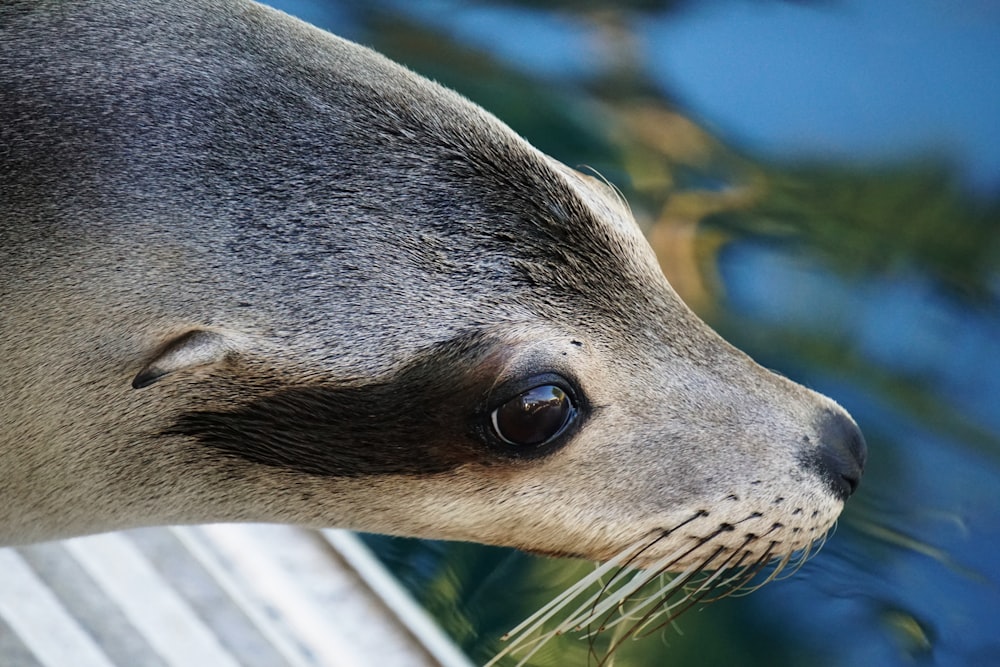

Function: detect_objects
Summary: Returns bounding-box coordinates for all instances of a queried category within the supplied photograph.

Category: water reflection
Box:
[262,1,1000,664]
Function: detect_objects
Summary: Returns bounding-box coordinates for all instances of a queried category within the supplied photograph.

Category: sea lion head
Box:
[0,0,864,575]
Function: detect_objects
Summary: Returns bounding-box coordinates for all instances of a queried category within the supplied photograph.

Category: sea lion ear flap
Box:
[132,329,238,389]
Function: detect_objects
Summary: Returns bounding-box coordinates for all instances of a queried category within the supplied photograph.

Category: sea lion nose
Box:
[813,409,867,501]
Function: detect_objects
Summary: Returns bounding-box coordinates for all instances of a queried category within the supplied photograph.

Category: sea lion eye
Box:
[491,384,576,447]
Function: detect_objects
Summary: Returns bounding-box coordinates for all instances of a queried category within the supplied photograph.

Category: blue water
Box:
[264,1,1000,664]
[643,0,1000,194]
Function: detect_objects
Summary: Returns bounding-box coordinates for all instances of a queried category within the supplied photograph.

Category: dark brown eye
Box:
[491,384,576,447]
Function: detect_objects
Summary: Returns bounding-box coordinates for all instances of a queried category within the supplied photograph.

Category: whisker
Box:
[590,524,756,645]
[490,509,828,666]
[550,513,711,635]
[593,553,709,636]
[586,522,732,622]
[485,542,648,667]
[728,544,792,598]
[699,551,771,602]
[576,164,633,218]
[500,550,631,639]
[559,545,690,633]
[624,535,762,639]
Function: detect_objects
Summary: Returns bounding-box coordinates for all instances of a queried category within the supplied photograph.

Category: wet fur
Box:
[1,0,863,624]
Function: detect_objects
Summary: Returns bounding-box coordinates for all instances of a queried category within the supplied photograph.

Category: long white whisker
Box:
[486,538,651,666]
[595,564,699,634]
[557,542,698,632]
[488,509,827,666]
[629,551,735,636]
[602,540,743,639]
[500,554,625,639]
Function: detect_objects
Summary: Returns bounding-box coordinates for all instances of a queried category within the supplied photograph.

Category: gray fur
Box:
[0,0,863,568]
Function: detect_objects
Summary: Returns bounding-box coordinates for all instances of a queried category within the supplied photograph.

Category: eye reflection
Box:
[491,384,575,447]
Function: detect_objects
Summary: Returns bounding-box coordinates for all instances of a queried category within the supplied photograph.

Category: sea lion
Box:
[0,0,864,595]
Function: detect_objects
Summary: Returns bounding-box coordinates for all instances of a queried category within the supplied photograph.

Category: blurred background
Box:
[263,1,1000,665]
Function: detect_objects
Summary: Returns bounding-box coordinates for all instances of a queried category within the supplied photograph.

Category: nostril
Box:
[841,471,860,496]
[806,409,867,502]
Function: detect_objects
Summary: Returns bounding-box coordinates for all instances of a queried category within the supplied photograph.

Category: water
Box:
[265,1,1000,664]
